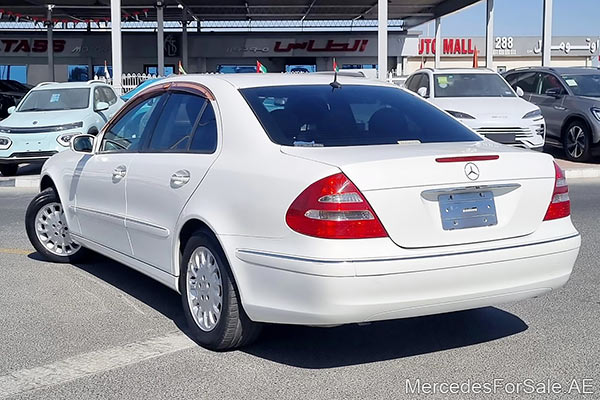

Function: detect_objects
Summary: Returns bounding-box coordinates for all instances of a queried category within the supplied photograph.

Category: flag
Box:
[104,60,110,80]
[472,47,479,68]
[256,60,267,73]
[178,60,187,75]
[333,58,339,72]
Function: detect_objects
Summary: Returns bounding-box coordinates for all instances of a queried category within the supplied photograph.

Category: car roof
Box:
[413,68,497,75]
[156,72,388,89]
[32,81,108,90]
[506,67,600,75]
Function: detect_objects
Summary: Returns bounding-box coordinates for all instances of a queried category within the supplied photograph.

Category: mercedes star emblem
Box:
[464,162,480,181]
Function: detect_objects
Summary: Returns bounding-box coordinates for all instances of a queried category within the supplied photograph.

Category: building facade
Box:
[0,30,598,84]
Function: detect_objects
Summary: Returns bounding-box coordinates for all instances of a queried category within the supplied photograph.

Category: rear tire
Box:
[0,164,18,176]
[25,188,88,263]
[180,232,261,351]
[563,120,592,162]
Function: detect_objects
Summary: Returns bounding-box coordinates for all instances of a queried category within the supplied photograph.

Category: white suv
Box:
[0,81,123,176]
[405,68,545,150]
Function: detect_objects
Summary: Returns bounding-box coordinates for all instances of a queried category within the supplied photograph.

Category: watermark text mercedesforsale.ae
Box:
[405,378,594,395]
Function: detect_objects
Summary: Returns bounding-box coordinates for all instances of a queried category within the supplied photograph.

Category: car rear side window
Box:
[147,92,206,152]
[241,85,481,147]
[189,101,217,153]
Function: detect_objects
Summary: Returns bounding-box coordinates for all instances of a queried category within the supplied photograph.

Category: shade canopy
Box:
[0,0,479,28]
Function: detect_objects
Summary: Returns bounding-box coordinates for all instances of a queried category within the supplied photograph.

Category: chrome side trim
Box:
[236,233,580,265]
[421,183,521,201]
[125,217,170,238]
[72,206,169,237]
[72,205,125,222]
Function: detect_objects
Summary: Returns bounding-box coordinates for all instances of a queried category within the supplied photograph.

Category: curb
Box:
[0,176,40,188]
[564,168,600,179]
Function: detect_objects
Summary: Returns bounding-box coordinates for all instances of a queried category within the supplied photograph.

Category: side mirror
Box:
[515,87,524,97]
[7,106,15,114]
[71,134,95,154]
[95,101,109,112]
[545,87,563,98]
[417,87,429,98]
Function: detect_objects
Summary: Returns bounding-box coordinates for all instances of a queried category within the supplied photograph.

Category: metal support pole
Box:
[157,1,165,76]
[182,7,188,71]
[377,0,387,80]
[110,0,122,92]
[47,5,54,81]
[486,0,494,69]
[542,0,553,66]
[434,18,441,68]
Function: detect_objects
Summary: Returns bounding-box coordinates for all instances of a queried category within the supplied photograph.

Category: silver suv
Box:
[503,67,600,162]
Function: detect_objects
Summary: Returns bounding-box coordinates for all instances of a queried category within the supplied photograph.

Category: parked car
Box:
[503,67,600,162]
[121,78,162,102]
[0,79,31,120]
[0,81,123,176]
[405,68,545,151]
[25,74,580,350]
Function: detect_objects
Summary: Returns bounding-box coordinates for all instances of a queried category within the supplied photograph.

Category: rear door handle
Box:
[170,170,190,188]
[112,165,127,181]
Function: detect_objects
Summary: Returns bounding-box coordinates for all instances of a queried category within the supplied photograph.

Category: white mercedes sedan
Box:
[25,74,580,351]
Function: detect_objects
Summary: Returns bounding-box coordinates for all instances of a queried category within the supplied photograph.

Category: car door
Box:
[125,86,220,273]
[73,92,166,255]
[530,73,569,140]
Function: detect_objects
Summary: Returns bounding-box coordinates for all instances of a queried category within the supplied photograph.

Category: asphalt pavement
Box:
[0,180,599,399]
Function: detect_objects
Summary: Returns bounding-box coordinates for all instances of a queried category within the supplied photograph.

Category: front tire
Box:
[180,232,261,351]
[563,120,592,162]
[0,164,18,176]
[25,188,87,263]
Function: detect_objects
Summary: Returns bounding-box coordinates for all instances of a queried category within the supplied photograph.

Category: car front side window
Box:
[101,87,118,105]
[510,71,540,94]
[100,94,165,153]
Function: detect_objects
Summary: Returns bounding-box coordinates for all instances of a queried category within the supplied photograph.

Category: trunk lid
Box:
[282,141,556,248]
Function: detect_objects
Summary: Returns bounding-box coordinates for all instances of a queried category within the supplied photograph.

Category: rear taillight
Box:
[544,161,570,221]
[286,173,388,239]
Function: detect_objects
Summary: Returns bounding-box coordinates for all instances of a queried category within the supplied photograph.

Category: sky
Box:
[416,0,600,37]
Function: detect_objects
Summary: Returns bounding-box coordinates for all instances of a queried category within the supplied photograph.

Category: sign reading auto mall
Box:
[414,36,600,57]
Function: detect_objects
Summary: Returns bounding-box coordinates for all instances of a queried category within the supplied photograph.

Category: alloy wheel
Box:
[566,125,586,159]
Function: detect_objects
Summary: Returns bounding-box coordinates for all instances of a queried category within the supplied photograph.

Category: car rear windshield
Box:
[561,74,600,97]
[18,88,90,112]
[433,73,515,98]
[240,85,482,147]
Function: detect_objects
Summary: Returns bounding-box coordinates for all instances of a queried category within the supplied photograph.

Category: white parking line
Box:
[0,332,196,398]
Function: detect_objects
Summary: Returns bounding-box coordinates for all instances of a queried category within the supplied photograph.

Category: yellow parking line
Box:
[0,248,31,255]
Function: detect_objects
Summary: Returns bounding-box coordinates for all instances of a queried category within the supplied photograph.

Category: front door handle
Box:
[112,165,127,181]
[170,170,190,188]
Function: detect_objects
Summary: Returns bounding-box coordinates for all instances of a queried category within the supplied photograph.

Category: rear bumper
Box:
[232,234,580,325]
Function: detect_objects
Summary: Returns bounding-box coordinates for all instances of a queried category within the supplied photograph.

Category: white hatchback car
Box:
[0,81,123,176]
[405,68,546,150]
[25,74,580,350]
